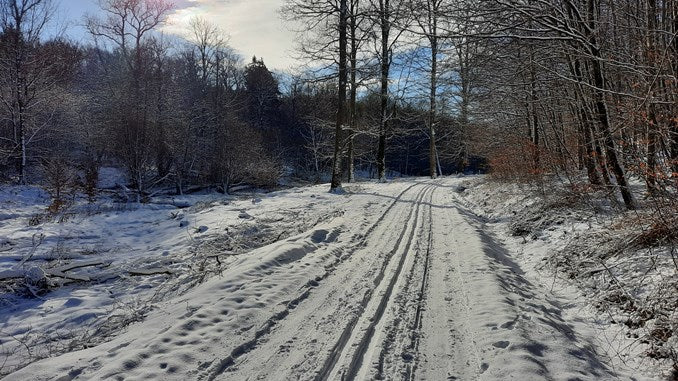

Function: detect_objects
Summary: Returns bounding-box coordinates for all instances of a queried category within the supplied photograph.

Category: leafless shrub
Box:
[81,159,99,203]
[39,156,76,215]
[550,208,677,370]
[627,214,678,251]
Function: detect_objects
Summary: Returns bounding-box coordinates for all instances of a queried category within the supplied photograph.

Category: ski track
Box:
[200,181,423,381]
[329,183,435,381]
[3,178,652,381]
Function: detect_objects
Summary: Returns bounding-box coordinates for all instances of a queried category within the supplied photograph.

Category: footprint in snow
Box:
[311,229,328,243]
[239,211,253,219]
[500,320,516,330]
[401,352,414,362]
[63,297,83,307]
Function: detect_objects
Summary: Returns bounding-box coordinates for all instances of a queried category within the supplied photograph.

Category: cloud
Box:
[163,0,299,71]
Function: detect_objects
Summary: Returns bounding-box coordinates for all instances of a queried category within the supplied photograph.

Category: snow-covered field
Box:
[0,176,669,380]
[0,180,349,376]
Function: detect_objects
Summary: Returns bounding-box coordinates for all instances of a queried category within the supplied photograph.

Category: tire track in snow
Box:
[345,184,436,380]
[317,183,435,381]
[403,183,435,380]
[413,189,487,381]
[221,182,430,380]
[199,182,422,381]
[373,180,436,380]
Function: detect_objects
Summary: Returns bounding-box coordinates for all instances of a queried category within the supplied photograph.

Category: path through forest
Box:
[4,178,647,380]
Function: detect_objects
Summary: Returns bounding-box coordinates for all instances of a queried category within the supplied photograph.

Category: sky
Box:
[54,0,298,71]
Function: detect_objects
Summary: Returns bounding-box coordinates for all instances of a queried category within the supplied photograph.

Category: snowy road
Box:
[5,178,646,380]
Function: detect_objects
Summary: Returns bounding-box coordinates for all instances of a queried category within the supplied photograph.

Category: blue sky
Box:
[52,0,298,71]
[51,0,99,42]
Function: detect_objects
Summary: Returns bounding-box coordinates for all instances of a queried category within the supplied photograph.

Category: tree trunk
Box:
[19,109,26,185]
[376,0,390,183]
[529,53,540,171]
[347,0,358,183]
[428,28,438,179]
[585,0,635,209]
[457,42,471,170]
[14,22,27,185]
[567,55,603,185]
[377,133,386,181]
[581,121,601,185]
[590,56,634,209]
[644,0,659,193]
[330,0,348,191]
[347,137,355,182]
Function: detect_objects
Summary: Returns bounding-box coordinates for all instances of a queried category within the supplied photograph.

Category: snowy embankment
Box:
[452,176,676,380]
[0,176,672,380]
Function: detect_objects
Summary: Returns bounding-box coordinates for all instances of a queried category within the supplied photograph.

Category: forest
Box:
[0,0,675,203]
[0,0,474,202]
[0,0,677,379]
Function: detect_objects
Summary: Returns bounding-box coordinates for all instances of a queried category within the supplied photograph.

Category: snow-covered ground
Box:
[0,176,669,380]
[452,176,675,380]
[0,181,354,376]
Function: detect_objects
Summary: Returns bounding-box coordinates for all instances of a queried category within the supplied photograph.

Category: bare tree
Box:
[410,0,447,178]
[282,0,350,191]
[0,0,55,183]
[461,0,642,209]
[188,16,228,86]
[86,0,172,201]
[368,0,410,182]
[330,0,348,191]
[346,0,371,183]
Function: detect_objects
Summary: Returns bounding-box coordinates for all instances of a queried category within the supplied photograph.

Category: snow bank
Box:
[453,176,676,380]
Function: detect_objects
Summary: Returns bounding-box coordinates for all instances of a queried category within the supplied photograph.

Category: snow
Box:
[0,177,668,380]
[451,176,674,379]
[0,182,368,376]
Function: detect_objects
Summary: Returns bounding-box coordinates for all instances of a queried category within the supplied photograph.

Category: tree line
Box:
[0,0,470,204]
[293,0,676,204]
[1,0,676,208]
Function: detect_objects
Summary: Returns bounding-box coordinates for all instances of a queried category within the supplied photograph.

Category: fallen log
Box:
[0,260,112,283]
[127,268,174,276]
